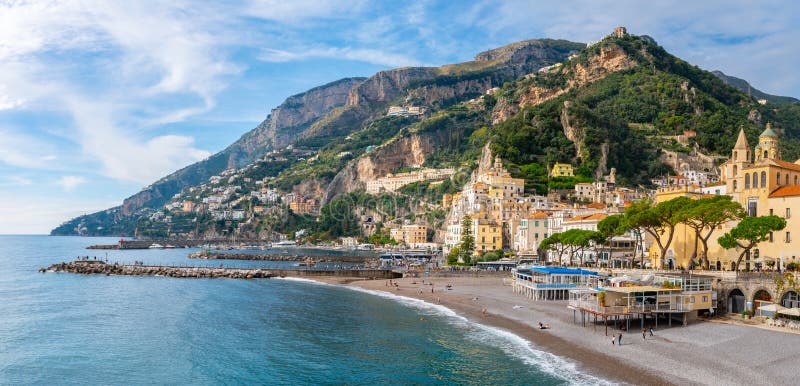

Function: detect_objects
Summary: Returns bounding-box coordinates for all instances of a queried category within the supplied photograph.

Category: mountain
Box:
[712,70,799,104]
[52,39,585,236]
[53,30,800,238]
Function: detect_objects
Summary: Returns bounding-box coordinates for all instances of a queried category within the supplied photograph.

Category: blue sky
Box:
[1,0,798,234]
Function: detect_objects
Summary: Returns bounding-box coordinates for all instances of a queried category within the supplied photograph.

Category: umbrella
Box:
[759,303,786,313]
[778,308,800,317]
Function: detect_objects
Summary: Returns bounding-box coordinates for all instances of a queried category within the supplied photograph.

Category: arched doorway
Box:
[782,291,800,308]
[753,289,773,311]
[729,289,745,314]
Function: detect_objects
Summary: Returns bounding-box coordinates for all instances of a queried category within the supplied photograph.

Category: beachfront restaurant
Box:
[568,279,714,328]
[512,267,603,301]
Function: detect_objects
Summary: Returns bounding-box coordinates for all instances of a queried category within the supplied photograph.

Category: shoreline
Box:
[306,275,669,385]
[307,275,800,386]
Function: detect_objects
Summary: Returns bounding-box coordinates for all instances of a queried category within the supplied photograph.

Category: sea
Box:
[0,235,608,385]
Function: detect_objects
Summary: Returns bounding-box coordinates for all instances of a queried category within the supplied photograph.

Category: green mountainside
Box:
[52,31,800,239]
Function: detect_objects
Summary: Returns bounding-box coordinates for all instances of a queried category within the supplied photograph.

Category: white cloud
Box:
[0,129,58,169]
[259,46,421,67]
[244,0,367,23]
[57,175,87,192]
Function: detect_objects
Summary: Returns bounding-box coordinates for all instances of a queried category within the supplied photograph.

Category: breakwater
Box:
[41,260,401,279]
[187,251,375,263]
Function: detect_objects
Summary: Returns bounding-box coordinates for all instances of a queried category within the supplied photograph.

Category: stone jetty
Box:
[41,260,275,279]
[41,260,401,280]
[187,251,376,264]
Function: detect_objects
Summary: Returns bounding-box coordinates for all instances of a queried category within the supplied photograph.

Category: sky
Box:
[1,0,798,234]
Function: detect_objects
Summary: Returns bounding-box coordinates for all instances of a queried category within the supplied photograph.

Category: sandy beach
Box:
[314,275,800,385]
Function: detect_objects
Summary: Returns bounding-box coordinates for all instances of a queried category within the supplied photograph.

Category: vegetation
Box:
[718,215,787,273]
[681,196,745,269]
[459,216,475,263]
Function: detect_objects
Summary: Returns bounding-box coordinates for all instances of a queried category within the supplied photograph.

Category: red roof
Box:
[769,185,800,198]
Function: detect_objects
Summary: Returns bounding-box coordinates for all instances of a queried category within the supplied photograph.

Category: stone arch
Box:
[753,289,773,306]
[728,288,746,314]
[781,290,800,308]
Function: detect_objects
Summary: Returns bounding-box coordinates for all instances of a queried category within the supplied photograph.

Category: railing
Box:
[568,300,701,314]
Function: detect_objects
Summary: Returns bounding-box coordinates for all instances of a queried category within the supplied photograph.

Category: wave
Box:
[281,277,614,385]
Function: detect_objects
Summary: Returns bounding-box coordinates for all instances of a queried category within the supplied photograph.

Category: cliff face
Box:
[347,67,438,106]
[116,77,364,217]
[322,135,433,204]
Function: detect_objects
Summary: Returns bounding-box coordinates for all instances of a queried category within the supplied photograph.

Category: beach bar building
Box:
[512,267,603,301]
[568,273,714,327]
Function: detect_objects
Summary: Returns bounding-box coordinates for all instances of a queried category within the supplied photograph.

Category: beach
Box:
[315,275,800,385]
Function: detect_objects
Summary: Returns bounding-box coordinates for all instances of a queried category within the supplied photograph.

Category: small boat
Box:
[149,243,164,249]
[163,244,176,249]
[273,240,297,247]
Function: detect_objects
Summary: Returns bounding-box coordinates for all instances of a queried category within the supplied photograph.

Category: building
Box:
[568,273,714,326]
[652,125,800,270]
[366,168,455,194]
[551,163,574,177]
[390,224,429,246]
[289,200,316,215]
[513,267,602,301]
[471,213,502,255]
[512,212,550,256]
[387,105,425,117]
[182,201,196,213]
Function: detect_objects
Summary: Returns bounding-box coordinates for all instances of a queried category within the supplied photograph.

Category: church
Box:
[653,124,800,270]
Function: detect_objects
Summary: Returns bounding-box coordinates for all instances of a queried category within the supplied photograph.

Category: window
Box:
[702,296,708,303]
[795,175,798,186]
[786,232,791,243]
[762,171,767,187]
[534,233,539,239]
[745,174,750,189]
[787,208,791,219]
[752,172,758,188]
[534,220,539,227]
[777,172,782,185]
[689,297,695,303]
[747,198,758,217]
[733,180,737,191]
[770,209,774,216]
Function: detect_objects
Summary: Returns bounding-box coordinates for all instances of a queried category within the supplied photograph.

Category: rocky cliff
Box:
[116,77,364,217]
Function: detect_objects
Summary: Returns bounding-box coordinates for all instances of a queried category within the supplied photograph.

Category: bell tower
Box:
[754,122,780,162]
[726,128,751,193]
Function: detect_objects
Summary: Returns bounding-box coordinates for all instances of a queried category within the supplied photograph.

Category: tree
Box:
[597,214,628,268]
[540,233,568,266]
[446,247,460,265]
[718,215,786,274]
[460,216,475,263]
[625,197,692,269]
[682,196,745,269]
[559,229,595,266]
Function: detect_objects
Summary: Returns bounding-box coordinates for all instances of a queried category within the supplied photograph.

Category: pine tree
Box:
[460,216,475,263]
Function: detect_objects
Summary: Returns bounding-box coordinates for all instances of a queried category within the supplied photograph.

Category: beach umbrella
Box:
[778,308,800,317]
[759,303,786,313]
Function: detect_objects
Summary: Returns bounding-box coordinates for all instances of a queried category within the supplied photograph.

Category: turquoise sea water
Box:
[0,235,606,385]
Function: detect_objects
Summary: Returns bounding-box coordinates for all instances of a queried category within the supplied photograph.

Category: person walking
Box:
[611,334,616,345]
[649,327,654,337]
[642,329,646,340]
[618,333,622,346]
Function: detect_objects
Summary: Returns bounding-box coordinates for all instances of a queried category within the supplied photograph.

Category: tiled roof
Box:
[772,159,800,172]
[564,213,608,222]
[769,185,800,198]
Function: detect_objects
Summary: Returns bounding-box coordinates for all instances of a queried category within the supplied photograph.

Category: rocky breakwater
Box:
[188,251,378,265]
[41,260,275,279]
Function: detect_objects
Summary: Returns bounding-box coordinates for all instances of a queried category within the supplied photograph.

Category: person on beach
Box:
[482,308,487,317]
[642,329,646,339]
[618,333,622,346]
[649,327,654,337]
[538,322,543,329]
[611,334,616,345]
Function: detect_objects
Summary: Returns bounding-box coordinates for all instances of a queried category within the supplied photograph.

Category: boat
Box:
[273,240,297,247]
[163,244,176,249]
[148,243,164,249]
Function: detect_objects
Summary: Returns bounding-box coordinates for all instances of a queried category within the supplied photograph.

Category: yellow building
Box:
[471,213,502,255]
[551,163,574,177]
[390,225,429,245]
[653,126,800,270]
